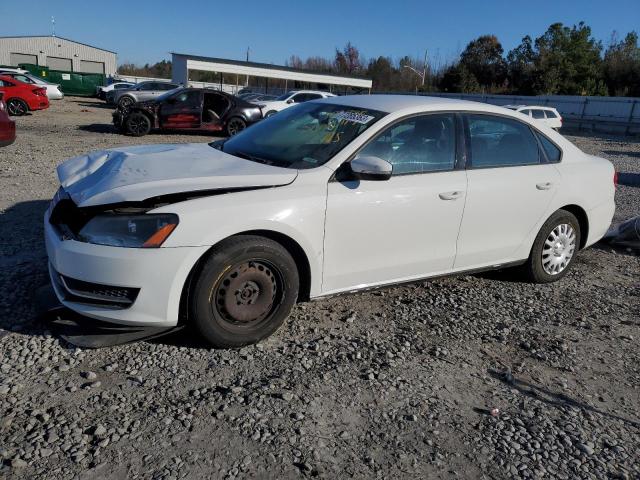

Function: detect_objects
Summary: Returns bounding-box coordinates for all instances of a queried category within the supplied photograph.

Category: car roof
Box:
[319,94,516,115]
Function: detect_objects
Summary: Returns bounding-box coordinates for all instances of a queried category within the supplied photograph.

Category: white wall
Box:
[0,36,116,75]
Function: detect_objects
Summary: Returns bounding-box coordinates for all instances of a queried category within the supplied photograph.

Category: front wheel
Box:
[190,235,299,348]
[523,210,581,283]
[6,98,28,116]
[118,96,135,110]
[226,117,246,136]
[125,112,151,136]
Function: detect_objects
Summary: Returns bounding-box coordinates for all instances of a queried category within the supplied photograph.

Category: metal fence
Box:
[399,92,640,135]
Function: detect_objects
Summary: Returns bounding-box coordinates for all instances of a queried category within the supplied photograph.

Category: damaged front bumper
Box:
[44,201,209,328]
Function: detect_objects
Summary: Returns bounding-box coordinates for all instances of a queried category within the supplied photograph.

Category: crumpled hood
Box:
[57,143,298,207]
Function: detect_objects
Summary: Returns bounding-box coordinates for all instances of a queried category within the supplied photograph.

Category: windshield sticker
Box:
[334,111,376,125]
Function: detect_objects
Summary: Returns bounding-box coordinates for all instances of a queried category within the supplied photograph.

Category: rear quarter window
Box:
[535,132,562,163]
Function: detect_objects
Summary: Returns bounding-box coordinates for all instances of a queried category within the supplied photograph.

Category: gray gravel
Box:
[1,98,639,479]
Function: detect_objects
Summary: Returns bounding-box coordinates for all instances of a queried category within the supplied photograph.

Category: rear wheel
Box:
[226,117,246,136]
[190,235,299,348]
[523,210,580,283]
[125,112,151,136]
[6,98,28,116]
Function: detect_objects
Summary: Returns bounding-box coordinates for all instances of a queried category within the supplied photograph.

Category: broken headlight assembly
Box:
[78,213,179,248]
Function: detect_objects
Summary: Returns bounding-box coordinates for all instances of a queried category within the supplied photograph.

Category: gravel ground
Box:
[0,98,638,479]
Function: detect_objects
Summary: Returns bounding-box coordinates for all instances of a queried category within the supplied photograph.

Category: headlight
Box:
[78,213,178,248]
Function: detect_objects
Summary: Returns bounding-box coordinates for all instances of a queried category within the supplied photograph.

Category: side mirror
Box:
[286,99,294,104]
[349,156,392,181]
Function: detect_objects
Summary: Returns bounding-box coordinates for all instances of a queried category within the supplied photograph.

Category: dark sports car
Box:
[113,88,263,137]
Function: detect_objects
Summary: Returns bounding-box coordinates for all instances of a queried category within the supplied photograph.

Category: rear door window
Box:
[531,109,546,119]
[467,114,541,168]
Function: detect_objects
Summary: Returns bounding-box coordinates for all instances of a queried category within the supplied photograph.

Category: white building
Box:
[0,36,116,75]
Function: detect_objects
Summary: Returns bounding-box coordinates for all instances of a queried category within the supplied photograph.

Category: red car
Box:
[0,74,49,116]
[0,92,16,146]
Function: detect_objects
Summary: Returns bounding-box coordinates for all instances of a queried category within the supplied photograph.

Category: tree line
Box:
[118,22,640,97]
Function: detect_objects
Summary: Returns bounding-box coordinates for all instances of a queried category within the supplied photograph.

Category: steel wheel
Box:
[226,117,246,136]
[213,260,282,327]
[541,223,576,275]
[7,99,27,116]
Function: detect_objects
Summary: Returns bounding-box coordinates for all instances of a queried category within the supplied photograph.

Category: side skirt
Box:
[308,260,527,301]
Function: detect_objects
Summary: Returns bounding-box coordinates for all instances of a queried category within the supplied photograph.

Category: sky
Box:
[1,0,638,68]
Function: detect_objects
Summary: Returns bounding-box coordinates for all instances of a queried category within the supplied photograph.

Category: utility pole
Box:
[246,47,250,62]
[422,49,428,87]
[51,16,56,37]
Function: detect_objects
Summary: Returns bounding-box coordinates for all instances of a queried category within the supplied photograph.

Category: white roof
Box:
[321,94,512,115]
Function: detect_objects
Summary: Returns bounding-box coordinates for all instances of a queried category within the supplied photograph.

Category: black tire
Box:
[6,98,28,116]
[118,96,135,110]
[225,117,246,136]
[264,110,277,118]
[522,209,581,283]
[190,235,299,348]
[125,112,151,136]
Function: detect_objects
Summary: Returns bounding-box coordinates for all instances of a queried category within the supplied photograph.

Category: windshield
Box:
[215,102,386,169]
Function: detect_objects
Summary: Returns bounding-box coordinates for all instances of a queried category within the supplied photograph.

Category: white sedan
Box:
[257,90,335,117]
[0,71,64,100]
[45,96,615,347]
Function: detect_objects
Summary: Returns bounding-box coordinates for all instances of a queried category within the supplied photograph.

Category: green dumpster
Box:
[19,63,106,97]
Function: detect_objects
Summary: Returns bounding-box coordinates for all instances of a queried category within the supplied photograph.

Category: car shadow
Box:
[78,124,118,134]
[73,101,113,109]
[617,172,640,187]
[602,149,640,158]
[0,199,51,336]
[487,368,640,428]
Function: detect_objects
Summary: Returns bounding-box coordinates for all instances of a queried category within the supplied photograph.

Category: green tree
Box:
[459,35,507,91]
[533,22,606,95]
[439,64,481,93]
[506,35,537,94]
[603,31,640,96]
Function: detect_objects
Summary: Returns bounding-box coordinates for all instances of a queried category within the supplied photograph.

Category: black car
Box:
[113,88,263,137]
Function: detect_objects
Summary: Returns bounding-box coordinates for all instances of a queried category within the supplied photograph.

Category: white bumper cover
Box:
[45,215,209,327]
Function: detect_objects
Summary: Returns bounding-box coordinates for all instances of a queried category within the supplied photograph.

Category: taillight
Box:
[613,171,618,188]
[33,88,46,96]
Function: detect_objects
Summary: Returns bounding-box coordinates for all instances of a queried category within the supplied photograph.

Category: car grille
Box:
[48,190,92,239]
[52,267,139,309]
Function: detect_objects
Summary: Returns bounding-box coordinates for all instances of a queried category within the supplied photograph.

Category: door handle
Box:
[439,191,464,200]
[536,182,553,190]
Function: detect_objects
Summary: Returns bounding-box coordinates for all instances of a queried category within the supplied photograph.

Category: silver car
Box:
[110,81,180,108]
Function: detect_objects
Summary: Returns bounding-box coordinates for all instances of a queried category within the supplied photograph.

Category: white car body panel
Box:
[454,164,561,268]
[56,143,298,207]
[44,95,615,328]
[323,171,467,293]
